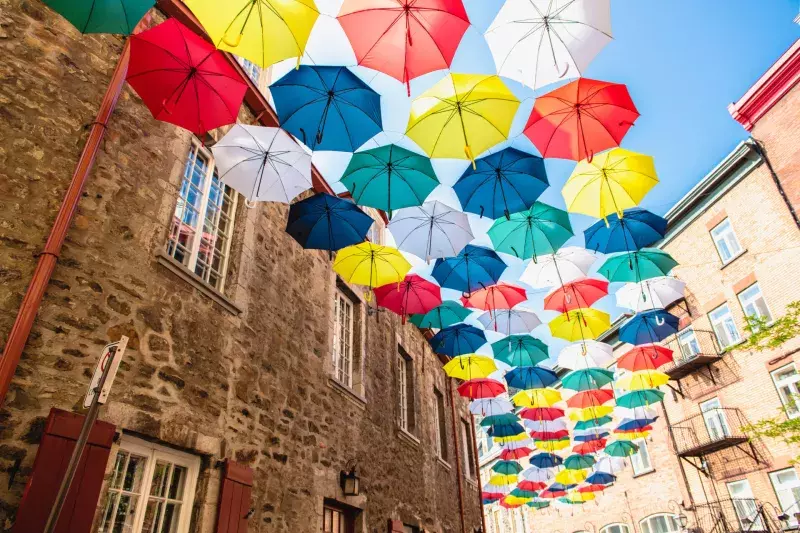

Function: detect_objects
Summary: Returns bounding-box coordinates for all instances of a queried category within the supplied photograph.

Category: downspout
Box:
[751,138,800,229]
[469,414,487,533]
[448,378,468,533]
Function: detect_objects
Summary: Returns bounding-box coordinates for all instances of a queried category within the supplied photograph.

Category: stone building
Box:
[0,1,483,532]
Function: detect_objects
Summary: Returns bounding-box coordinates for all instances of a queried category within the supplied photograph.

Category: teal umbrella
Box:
[561,368,615,391]
[598,248,678,283]
[574,416,613,431]
[487,202,573,261]
[493,460,524,475]
[564,454,596,470]
[341,144,439,217]
[491,335,549,367]
[480,413,520,427]
[510,488,538,499]
[527,501,550,510]
[616,389,665,408]
[605,441,639,457]
[415,301,472,329]
[44,0,154,34]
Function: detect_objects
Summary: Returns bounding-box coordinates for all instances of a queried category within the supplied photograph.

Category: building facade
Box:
[0,2,483,532]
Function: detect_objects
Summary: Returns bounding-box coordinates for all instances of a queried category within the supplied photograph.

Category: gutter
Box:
[751,137,800,230]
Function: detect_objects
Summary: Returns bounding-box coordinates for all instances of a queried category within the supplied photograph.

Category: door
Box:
[770,468,800,528]
[727,480,765,531]
[701,398,731,440]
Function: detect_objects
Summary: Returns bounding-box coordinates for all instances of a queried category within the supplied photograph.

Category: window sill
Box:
[397,427,421,448]
[327,377,367,410]
[465,477,478,489]
[720,249,747,270]
[632,468,656,479]
[156,252,242,316]
[437,457,451,470]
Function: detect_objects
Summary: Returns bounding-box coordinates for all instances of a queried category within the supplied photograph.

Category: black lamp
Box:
[340,461,359,496]
[678,513,689,529]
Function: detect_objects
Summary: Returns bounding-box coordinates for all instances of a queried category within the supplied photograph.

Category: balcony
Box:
[671,408,751,457]
[661,329,723,381]
[693,499,783,533]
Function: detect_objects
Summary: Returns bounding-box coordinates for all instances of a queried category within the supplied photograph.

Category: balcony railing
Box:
[671,408,751,457]
[694,499,783,533]
[661,329,723,380]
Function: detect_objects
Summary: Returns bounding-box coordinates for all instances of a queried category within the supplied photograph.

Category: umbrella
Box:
[617,417,659,432]
[213,125,313,203]
[569,405,614,422]
[524,79,639,161]
[518,481,546,492]
[458,378,506,399]
[127,19,248,135]
[574,431,610,442]
[574,416,613,431]
[530,453,562,469]
[605,441,639,457]
[557,341,614,370]
[566,389,614,409]
[578,484,608,493]
[615,430,651,441]
[496,431,530,444]
[184,0,318,68]
[487,202,572,261]
[429,324,487,356]
[615,371,670,391]
[341,145,439,217]
[544,278,609,313]
[337,0,470,94]
[505,367,559,390]
[562,368,615,391]
[566,491,596,502]
[44,0,154,34]
[479,309,541,335]
[493,460,524,475]
[286,192,372,254]
[616,277,687,312]
[374,274,442,319]
[502,447,534,461]
[480,414,520,427]
[470,397,514,417]
[519,407,564,422]
[586,472,615,485]
[453,148,548,219]
[619,309,679,345]
[406,73,520,165]
[415,301,473,329]
[527,501,551,510]
[616,389,665,408]
[535,438,570,452]
[521,467,555,483]
[520,247,596,288]
[271,66,382,152]
[524,419,568,433]
[489,423,526,438]
[432,245,507,294]
[556,469,588,484]
[488,473,518,487]
[512,388,562,408]
[599,249,678,283]
[584,208,667,253]
[388,201,472,260]
[461,283,527,311]
[573,439,606,455]
[563,148,659,221]
[594,456,625,473]
[617,345,674,372]
[540,489,566,499]
[492,335,549,367]
[509,488,538,500]
[485,0,611,91]
[443,354,498,380]
[549,309,611,342]
[333,242,411,295]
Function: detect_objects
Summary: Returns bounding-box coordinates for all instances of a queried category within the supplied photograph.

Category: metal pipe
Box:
[750,138,800,230]
[448,378,468,533]
[470,414,487,533]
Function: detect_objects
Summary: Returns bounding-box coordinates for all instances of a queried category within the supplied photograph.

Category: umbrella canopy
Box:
[286,192,372,253]
[524,79,639,161]
[461,283,527,311]
[549,309,611,342]
[584,208,667,253]
[415,301,473,329]
[574,431,610,442]
[518,480,546,492]
[493,460,524,475]
[519,407,565,422]
[485,0,611,91]
[492,335,549,367]
[480,413,520,427]
[617,345,674,372]
[562,368,615,391]
[443,354,498,380]
[509,488,538,500]
[594,456,625,473]
[527,500,551,510]
[578,484,608,494]
[615,371,670,391]
[521,467,555,484]
[213,125,313,203]
[544,278,609,313]
[557,341,614,370]
[530,429,569,441]
[563,148,659,221]
[127,19,248,135]
[44,0,154,34]
[512,388,562,408]
[586,472,615,485]
[488,473,518,487]
[616,277,687,312]
[598,249,678,283]
[432,245,507,294]
[374,274,442,317]
[530,453,562,469]
[470,397,514,417]
[616,389,665,408]
[184,0,318,68]
[338,0,470,92]
[479,309,541,335]
[617,417,659,432]
[459,379,507,399]
[520,247,596,288]
[555,469,588,485]
[535,438,570,452]
[429,324,487,356]
[333,242,411,292]
[605,441,639,457]
[271,66,382,152]
[619,309,679,345]
[566,389,614,409]
[540,489,567,499]
[488,202,572,261]
[406,73,520,164]
[524,419,568,433]
[342,145,439,217]
[505,367,559,390]
[489,423,526,438]
[453,148,548,219]
[388,201,472,260]
[569,405,614,422]
[573,439,606,455]
[575,416,613,431]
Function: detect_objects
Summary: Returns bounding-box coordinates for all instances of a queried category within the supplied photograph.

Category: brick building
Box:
[0,2,483,532]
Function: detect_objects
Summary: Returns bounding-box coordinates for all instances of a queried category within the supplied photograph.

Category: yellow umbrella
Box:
[512,388,562,408]
[615,431,651,441]
[562,148,659,222]
[615,370,669,391]
[333,242,411,298]
[184,0,319,68]
[496,432,529,444]
[535,439,570,452]
[504,495,532,505]
[555,469,587,485]
[489,473,518,487]
[549,309,611,342]
[568,491,596,502]
[443,355,498,380]
[569,405,614,422]
[406,73,520,166]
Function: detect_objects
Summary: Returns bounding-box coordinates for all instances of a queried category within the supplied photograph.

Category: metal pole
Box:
[43,347,116,533]
[469,414,487,533]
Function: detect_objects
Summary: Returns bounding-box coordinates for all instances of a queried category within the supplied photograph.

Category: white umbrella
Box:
[483,482,512,494]
[594,456,626,474]
[502,438,534,450]
[211,125,313,203]
[485,0,612,91]
[521,466,555,483]
[616,277,687,312]
[520,247,596,288]
[470,398,514,417]
[388,201,473,261]
[478,308,541,335]
[557,340,614,370]
[524,419,568,433]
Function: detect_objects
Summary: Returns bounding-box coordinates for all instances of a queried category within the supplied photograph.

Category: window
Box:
[601,524,631,533]
[630,438,653,475]
[398,348,415,433]
[237,57,261,85]
[700,398,731,440]
[738,283,773,325]
[462,419,476,479]
[98,436,200,533]
[322,501,356,533]
[727,479,765,531]
[166,142,238,291]
[363,207,383,244]
[677,327,701,359]
[710,218,743,263]
[639,514,681,533]
[332,289,356,388]
[434,388,448,462]
[770,468,800,528]
[402,525,421,533]
[709,303,741,349]
[772,364,800,419]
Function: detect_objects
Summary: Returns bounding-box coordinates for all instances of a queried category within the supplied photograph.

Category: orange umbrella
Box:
[461,282,527,310]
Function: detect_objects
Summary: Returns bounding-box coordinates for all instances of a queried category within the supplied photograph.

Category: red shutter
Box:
[13,408,116,533]
[389,519,405,532]
[215,460,253,533]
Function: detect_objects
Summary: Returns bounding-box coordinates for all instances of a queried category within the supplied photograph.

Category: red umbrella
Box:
[540,489,567,499]
[461,283,527,311]
[530,430,569,441]
[458,378,506,399]
[500,499,524,509]
[338,0,470,95]
[501,447,532,460]
[578,484,608,493]
[566,388,615,409]
[482,491,505,500]
[544,278,609,313]
[374,274,442,322]
[523,78,639,161]
[127,19,247,135]
[518,481,546,491]
[519,407,565,422]
[617,344,674,372]
[615,426,653,434]
[573,439,606,455]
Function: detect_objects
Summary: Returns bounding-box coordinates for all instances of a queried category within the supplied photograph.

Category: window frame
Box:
[236,57,261,85]
[434,387,448,462]
[710,218,743,264]
[771,364,800,419]
[332,288,356,389]
[397,347,415,434]
[600,524,631,533]
[461,418,477,480]
[639,513,681,533]
[676,326,702,359]
[630,437,654,476]
[700,397,732,439]
[737,282,773,326]
[322,500,356,533]
[708,303,741,350]
[769,468,800,528]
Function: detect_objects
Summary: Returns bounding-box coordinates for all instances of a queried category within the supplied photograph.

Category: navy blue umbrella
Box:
[586,472,616,485]
[431,245,507,294]
[286,193,373,256]
[271,66,382,152]
[584,208,667,253]
[530,452,563,469]
[616,416,659,431]
[429,324,487,356]
[454,148,548,219]
[548,482,576,492]
[488,422,526,438]
[619,309,679,345]
[574,431,610,442]
[505,367,558,390]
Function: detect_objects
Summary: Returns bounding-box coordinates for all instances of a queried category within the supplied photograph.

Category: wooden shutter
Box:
[389,519,406,532]
[215,460,253,533]
[13,408,115,533]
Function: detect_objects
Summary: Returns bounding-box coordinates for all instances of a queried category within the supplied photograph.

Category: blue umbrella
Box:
[429,324,487,356]
[586,472,615,485]
[619,309,679,345]
[488,422,526,438]
[548,482,576,492]
[530,452,563,468]
[617,417,659,431]
[432,245,507,294]
[286,193,373,256]
[584,208,667,253]
[574,431,610,442]
[505,367,558,390]
[271,66,382,152]
[454,148,549,219]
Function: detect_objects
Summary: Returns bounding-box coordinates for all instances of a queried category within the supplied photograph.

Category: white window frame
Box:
[236,56,261,85]
[630,437,654,476]
[771,364,800,419]
[738,282,773,326]
[710,218,743,264]
[98,435,200,533]
[434,388,448,462]
[332,289,355,388]
[600,524,631,533]
[700,397,732,440]
[727,479,765,531]
[639,514,681,533]
[363,207,383,245]
[677,327,702,359]
[709,303,741,349]
[461,419,476,480]
[398,352,410,432]
[770,468,800,528]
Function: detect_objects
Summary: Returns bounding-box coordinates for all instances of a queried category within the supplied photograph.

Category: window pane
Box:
[168,465,187,500]
[709,305,740,348]
[160,503,181,533]
[711,219,741,263]
[142,500,163,533]
[150,462,170,497]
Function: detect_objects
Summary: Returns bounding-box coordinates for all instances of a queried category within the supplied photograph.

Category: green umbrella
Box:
[493,460,524,475]
[510,488,538,499]
[487,202,573,261]
[43,0,154,34]
[527,501,550,510]
[616,389,665,408]
[561,368,615,391]
[574,416,613,431]
[605,441,639,457]
[598,248,678,283]
[564,454,596,470]
[341,144,439,217]
[491,335,549,367]
[408,314,425,327]
[480,413,520,427]
[416,301,472,329]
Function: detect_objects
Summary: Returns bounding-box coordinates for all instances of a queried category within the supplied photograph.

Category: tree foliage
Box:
[741,301,800,352]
